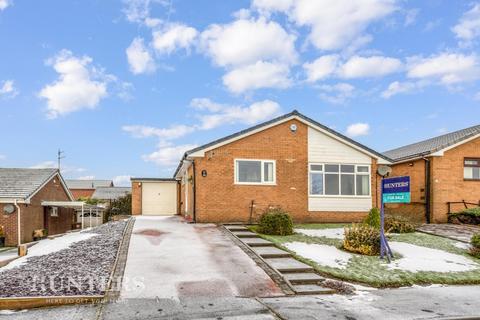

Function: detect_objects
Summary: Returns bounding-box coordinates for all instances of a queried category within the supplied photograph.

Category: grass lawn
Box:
[249,224,480,288]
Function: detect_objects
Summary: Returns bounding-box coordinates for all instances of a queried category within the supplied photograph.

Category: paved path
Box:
[0,249,17,267]
[418,223,480,243]
[120,216,282,300]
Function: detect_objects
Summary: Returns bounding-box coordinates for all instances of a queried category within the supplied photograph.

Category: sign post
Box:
[380,176,411,262]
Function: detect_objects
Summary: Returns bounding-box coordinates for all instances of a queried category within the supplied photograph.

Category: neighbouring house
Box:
[167,110,391,223]
[92,186,131,202]
[66,179,113,199]
[0,168,75,246]
[384,124,480,223]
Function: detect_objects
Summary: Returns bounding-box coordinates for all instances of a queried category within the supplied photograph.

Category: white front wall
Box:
[142,182,178,215]
[308,127,373,212]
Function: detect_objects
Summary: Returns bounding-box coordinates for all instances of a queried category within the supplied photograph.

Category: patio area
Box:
[417,224,480,243]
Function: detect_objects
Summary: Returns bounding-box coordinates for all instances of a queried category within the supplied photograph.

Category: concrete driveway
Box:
[121,216,282,300]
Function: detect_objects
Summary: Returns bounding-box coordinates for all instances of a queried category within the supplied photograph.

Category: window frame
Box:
[464,157,480,181]
[308,163,371,198]
[234,159,276,185]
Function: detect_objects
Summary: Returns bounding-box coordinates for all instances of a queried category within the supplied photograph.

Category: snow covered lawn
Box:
[254,224,480,287]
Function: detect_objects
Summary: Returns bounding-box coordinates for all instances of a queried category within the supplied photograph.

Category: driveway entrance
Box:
[121,216,282,300]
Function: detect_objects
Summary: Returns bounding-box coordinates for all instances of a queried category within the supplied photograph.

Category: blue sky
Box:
[1,0,480,185]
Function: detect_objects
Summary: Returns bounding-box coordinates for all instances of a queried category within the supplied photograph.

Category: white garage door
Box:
[141,182,177,215]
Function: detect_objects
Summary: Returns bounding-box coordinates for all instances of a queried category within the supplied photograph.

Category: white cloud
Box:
[452,3,480,44]
[0,0,11,11]
[126,37,156,74]
[346,123,370,137]
[273,0,397,51]
[196,99,282,130]
[0,80,19,98]
[252,0,293,14]
[200,17,297,67]
[222,61,291,93]
[122,124,194,140]
[123,0,169,24]
[381,81,418,98]
[407,53,480,85]
[39,50,109,119]
[143,144,198,166]
[318,83,355,104]
[338,55,402,79]
[112,175,132,186]
[190,98,224,112]
[0,154,5,160]
[404,8,419,26]
[152,23,198,55]
[303,55,339,82]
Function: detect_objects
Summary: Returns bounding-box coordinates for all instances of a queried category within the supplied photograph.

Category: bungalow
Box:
[65,179,114,199]
[172,110,391,223]
[0,168,75,246]
[384,124,480,223]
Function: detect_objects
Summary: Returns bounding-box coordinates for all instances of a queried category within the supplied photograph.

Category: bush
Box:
[470,235,480,258]
[363,208,381,229]
[449,207,480,225]
[343,224,380,255]
[258,208,293,236]
[385,215,416,233]
[105,194,132,221]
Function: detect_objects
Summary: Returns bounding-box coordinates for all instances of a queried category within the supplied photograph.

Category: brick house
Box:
[0,168,75,246]
[384,125,480,223]
[173,110,391,223]
[65,179,113,199]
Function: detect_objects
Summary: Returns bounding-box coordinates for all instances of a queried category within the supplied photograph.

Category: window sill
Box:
[463,179,480,181]
[234,182,277,186]
[308,195,371,199]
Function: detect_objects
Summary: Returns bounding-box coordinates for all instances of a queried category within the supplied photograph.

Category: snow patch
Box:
[389,242,479,273]
[0,231,96,272]
[284,242,352,269]
[295,228,345,240]
[453,242,470,250]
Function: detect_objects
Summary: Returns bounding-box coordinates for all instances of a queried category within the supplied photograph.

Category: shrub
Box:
[470,235,480,258]
[258,208,293,236]
[105,194,132,221]
[363,208,381,229]
[449,207,480,225]
[385,215,416,233]
[343,224,380,256]
[322,279,355,295]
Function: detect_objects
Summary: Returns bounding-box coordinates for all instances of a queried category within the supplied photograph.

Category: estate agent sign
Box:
[382,176,411,204]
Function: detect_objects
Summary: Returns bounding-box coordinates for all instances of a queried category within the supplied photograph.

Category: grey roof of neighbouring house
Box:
[384,124,480,162]
[0,168,59,199]
[65,179,114,189]
[174,110,391,177]
[92,187,131,200]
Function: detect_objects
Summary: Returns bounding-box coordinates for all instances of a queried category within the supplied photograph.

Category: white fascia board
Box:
[0,198,28,204]
[174,160,192,179]
[189,115,391,164]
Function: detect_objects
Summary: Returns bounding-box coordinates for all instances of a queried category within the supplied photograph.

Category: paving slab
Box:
[265,258,313,272]
[252,247,291,258]
[224,225,248,231]
[417,223,480,243]
[292,284,335,295]
[243,238,274,247]
[233,231,260,238]
[283,272,324,284]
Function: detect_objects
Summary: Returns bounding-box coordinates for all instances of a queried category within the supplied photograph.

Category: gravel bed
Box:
[0,220,127,297]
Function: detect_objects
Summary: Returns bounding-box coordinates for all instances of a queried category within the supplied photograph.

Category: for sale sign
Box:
[382,176,411,203]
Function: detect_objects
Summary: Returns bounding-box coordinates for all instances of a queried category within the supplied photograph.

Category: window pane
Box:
[325,173,339,195]
[310,164,323,171]
[325,164,339,172]
[356,175,370,195]
[465,159,479,166]
[465,167,473,179]
[341,165,355,173]
[237,161,261,182]
[357,166,369,173]
[310,173,323,195]
[264,162,274,182]
[341,174,354,195]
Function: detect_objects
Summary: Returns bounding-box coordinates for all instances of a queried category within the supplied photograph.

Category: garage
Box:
[131,178,178,216]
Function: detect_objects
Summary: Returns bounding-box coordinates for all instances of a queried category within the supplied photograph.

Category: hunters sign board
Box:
[382,176,411,204]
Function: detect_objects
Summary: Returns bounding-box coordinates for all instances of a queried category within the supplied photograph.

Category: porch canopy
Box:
[41,201,104,229]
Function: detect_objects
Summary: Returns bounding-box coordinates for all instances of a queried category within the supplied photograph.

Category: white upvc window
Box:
[235,159,276,185]
[309,163,370,197]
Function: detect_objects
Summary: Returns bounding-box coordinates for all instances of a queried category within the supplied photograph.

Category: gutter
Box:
[14,199,21,246]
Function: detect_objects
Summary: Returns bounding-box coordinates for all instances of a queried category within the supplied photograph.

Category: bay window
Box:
[309,163,370,196]
[235,159,276,184]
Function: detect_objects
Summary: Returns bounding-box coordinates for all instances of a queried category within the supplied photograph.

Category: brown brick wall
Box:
[0,175,74,246]
[179,120,379,223]
[131,181,142,215]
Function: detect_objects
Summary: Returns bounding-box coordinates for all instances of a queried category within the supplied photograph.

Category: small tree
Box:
[105,194,132,221]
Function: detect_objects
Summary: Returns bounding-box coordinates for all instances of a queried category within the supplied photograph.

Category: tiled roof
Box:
[65,179,113,189]
[0,168,58,199]
[384,125,480,162]
[91,187,131,200]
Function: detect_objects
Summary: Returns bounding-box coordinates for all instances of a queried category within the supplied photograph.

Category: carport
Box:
[41,201,105,229]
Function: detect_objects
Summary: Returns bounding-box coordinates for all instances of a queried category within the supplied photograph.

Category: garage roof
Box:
[65,179,114,189]
[92,187,131,200]
[0,168,73,201]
